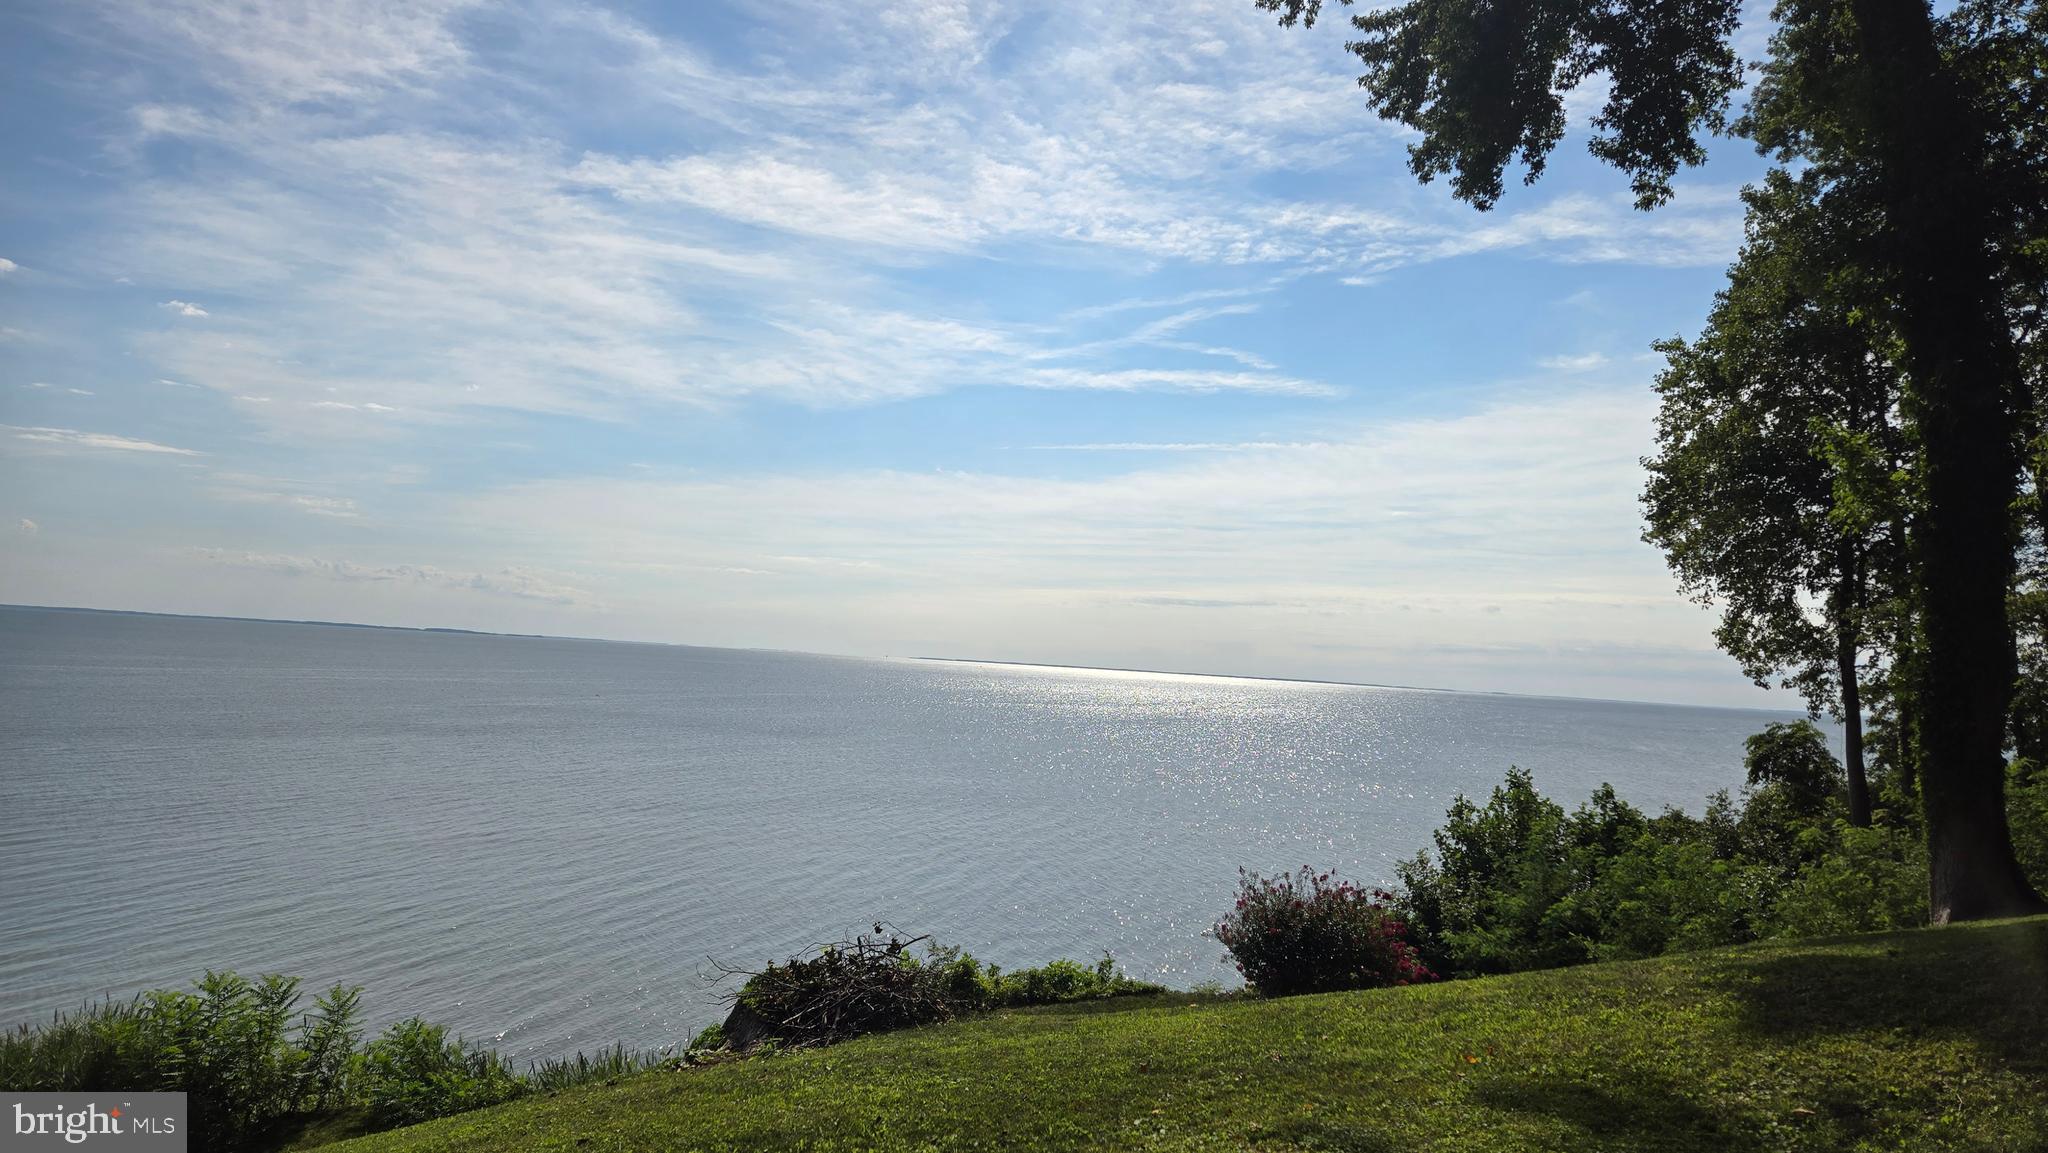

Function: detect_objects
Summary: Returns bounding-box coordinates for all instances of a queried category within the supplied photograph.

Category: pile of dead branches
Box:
[708,924,964,1050]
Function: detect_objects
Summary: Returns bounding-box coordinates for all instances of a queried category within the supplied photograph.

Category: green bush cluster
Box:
[0,973,361,1149]
[0,973,674,1150]
[2010,758,2048,890]
[357,1018,526,1130]
[722,934,1164,1052]
[1387,720,2013,978]
[944,951,1163,1009]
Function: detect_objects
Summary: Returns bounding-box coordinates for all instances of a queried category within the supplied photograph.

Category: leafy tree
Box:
[1394,768,1579,975]
[1736,0,2044,919]
[1256,0,2048,918]
[1642,172,1907,825]
[1980,1,2048,773]
[1743,720,1845,817]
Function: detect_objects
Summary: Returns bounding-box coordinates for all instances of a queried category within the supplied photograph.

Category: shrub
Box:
[169,973,333,1147]
[1766,820,1928,936]
[359,1017,526,1129]
[1549,817,1768,962]
[716,929,1163,1051]
[0,998,149,1095]
[2011,759,2048,893]
[1386,745,1970,981]
[1393,768,1584,976]
[1215,867,1434,996]
[298,984,364,1111]
[0,972,368,1150]
[989,953,1159,1007]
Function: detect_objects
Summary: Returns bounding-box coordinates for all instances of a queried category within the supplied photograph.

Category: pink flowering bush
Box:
[1215,867,1436,996]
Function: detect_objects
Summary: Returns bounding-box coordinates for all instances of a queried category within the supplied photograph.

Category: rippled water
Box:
[0,605,1800,1060]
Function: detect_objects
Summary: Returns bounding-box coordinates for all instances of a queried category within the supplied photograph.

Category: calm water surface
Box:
[0,606,1800,1060]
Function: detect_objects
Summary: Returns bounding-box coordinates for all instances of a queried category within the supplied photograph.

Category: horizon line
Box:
[0,601,1801,716]
[905,655,1803,714]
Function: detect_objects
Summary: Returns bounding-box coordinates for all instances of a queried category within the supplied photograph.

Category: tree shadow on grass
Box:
[1715,918,2048,1073]
[1466,1073,1770,1153]
[1256,1116,1397,1152]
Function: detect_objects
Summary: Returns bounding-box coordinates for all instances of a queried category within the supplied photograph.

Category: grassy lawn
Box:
[327,917,2048,1152]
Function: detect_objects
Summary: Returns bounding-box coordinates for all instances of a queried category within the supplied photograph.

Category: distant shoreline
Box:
[907,654,1482,698]
[0,602,560,640]
[1,602,1801,715]
[906,655,1804,714]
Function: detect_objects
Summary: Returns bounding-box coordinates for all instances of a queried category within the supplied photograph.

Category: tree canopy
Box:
[1642,169,1908,825]
[1258,0,2048,918]
[1254,0,1744,208]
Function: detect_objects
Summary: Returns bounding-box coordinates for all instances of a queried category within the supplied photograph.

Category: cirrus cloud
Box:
[4,425,203,456]
[191,549,589,605]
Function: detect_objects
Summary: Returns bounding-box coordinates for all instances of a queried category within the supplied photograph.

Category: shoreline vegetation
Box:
[327,916,2048,1153]
[9,734,2043,1150]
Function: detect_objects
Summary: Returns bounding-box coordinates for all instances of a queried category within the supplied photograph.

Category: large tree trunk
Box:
[1832,548,1871,827]
[1847,0,2046,919]
[1837,609,1870,828]
[1896,700,1914,798]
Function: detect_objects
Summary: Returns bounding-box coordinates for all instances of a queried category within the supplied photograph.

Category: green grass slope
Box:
[332,918,2048,1152]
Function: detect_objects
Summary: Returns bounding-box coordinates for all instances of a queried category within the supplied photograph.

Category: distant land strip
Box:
[0,603,1800,714]
[905,654,1475,696]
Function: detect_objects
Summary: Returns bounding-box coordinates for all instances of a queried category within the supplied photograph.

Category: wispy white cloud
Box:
[1539,352,1611,372]
[204,470,372,519]
[1434,187,1743,268]
[568,145,1737,272]
[1015,368,1336,397]
[1022,441,1331,452]
[0,257,17,275]
[214,490,361,518]
[100,0,476,104]
[1061,285,1281,321]
[16,519,37,536]
[191,549,588,605]
[4,425,203,456]
[71,0,1740,433]
[454,385,1674,608]
[568,153,991,253]
[309,400,387,412]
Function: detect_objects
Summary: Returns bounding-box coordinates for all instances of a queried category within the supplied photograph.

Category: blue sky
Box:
[0,0,1792,706]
